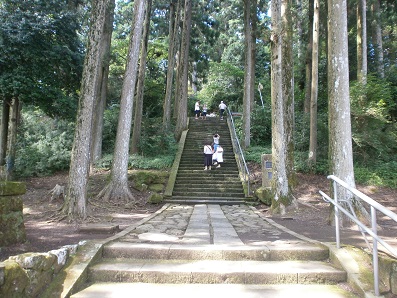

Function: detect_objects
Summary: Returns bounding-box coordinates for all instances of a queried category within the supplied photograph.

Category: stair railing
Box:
[226,107,251,196]
[319,174,397,297]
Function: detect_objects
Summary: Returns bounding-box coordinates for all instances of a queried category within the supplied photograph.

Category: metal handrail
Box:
[319,174,397,297]
[226,107,251,195]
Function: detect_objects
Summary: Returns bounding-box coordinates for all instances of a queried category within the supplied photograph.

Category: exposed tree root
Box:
[96,180,135,204]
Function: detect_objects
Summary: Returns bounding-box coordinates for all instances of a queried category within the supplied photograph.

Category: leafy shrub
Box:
[15,109,74,177]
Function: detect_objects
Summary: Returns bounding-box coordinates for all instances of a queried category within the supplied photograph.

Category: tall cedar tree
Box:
[96,0,145,202]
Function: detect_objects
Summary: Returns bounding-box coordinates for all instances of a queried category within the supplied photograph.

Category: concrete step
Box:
[87,258,346,285]
[102,242,330,261]
[71,283,356,298]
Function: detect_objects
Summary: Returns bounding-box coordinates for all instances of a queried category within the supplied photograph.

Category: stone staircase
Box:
[166,116,247,205]
[70,204,354,298]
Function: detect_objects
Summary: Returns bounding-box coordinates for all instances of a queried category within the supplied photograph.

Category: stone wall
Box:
[0,181,26,246]
[0,242,83,297]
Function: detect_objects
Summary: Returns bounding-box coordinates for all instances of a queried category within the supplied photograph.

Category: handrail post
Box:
[371,206,380,296]
[333,180,341,249]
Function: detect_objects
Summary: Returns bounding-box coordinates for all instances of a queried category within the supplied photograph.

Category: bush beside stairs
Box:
[166,116,247,205]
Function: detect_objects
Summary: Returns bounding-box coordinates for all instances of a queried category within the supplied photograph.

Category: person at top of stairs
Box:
[219,100,227,119]
[203,140,214,170]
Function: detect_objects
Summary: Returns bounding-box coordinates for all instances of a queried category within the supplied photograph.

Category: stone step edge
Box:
[71,282,356,298]
[102,242,329,261]
[88,259,347,285]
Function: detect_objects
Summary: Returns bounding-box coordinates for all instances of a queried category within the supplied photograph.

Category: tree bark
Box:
[308,0,319,167]
[304,0,314,114]
[174,0,192,141]
[357,0,367,85]
[91,0,115,165]
[270,0,296,214]
[371,0,384,78]
[5,98,20,181]
[328,0,368,227]
[131,0,152,154]
[96,0,145,202]
[243,0,257,148]
[163,0,181,131]
[0,98,10,167]
[64,0,110,219]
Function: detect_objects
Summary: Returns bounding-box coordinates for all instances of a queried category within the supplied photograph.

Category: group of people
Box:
[203,133,224,171]
[195,100,227,120]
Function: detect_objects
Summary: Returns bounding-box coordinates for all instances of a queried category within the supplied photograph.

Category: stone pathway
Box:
[116,204,311,247]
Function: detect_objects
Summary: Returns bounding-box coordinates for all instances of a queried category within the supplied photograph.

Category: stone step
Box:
[172,185,243,191]
[101,242,330,261]
[167,196,246,202]
[71,283,355,298]
[172,192,245,198]
[87,258,346,285]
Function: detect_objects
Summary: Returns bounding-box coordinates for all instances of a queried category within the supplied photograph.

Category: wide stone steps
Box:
[165,116,246,205]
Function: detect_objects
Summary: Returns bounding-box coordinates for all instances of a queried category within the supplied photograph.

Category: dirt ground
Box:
[1,167,396,262]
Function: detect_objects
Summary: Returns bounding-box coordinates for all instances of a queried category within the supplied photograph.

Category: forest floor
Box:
[1,166,396,261]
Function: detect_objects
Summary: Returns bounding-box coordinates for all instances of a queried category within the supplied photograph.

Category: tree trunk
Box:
[191,61,198,95]
[357,0,367,85]
[97,0,145,202]
[308,0,319,167]
[174,0,192,141]
[5,98,20,181]
[270,0,296,214]
[163,0,181,131]
[131,0,152,154]
[91,0,115,165]
[304,0,314,114]
[243,0,256,149]
[371,0,384,78]
[64,0,110,220]
[328,0,368,227]
[0,98,10,167]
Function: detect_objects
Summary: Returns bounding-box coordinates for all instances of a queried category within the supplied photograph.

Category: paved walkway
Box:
[118,204,306,246]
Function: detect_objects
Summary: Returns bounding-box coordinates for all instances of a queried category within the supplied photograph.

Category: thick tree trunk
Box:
[0,98,10,167]
[270,0,296,214]
[65,0,110,220]
[163,0,180,131]
[308,0,319,167]
[243,0,256,148]
[371,0,384,78]
[131,0,152,154]
[174,0,192,141]
[328,0,368,227]
[5,98,20,181]
[91,0,115,164]
[97,0,145,202]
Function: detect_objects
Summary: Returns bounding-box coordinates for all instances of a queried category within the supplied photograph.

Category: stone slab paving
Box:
[117,203,303,246]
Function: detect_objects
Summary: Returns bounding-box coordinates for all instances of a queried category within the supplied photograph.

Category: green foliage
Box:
[102,104,120,154]
[15,109,74,177]
[350,75,397,163]
[0,0,83,119]
[137,118,177,157]
[244,146,271,164]
[94,154,174,170]
[197,62,244,111]
[250,105,272,146]
[354,162,397,188]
